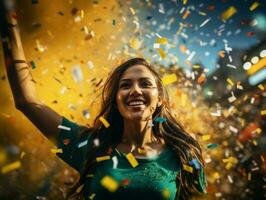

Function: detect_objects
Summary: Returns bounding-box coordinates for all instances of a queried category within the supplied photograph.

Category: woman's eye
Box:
[120,83,130,88]
[142,82,152,87]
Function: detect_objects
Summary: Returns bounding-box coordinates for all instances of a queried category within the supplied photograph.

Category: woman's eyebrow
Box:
[119,77,153,83]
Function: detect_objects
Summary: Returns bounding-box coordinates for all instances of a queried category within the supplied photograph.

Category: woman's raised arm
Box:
[0,0,62,138]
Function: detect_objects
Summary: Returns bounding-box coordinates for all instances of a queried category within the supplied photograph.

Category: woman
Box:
[0,1,206,200]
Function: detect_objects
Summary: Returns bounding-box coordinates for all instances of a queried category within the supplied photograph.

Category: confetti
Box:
[50,148,63,154]
[77,140,88,148]
[99,116,110,128]
[257,84,264,90]
[226,78,234,86]
[100,176,119,192]
[261,110,266,115]
[76,184,84,193]
[207,143,219,149]
[156,37,168,44]
[126,153,139,168]
[1,161,21,174]
[58,125,71,131]
[96,155,110,162]
[112,156,118,169]
[189,159,201,170]
[249,2,260,11]
[202,135,211,141]
[89,193,96,199]
[20,151,26,159]
[158,48,166,59]
[162,74,177,85]
[183,164,193,173]
[154,117,167,123]
[221,6,237,21]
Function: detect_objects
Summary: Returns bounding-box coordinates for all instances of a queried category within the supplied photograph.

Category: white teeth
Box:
[128,101,145,106]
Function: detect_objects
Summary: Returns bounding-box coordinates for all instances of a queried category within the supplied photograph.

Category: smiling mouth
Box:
[127,100,146,107]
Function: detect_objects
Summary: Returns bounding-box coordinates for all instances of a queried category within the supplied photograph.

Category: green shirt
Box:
[56,117,206,200]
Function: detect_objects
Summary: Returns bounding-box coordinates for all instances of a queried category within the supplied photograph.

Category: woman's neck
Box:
[121,118,159,148]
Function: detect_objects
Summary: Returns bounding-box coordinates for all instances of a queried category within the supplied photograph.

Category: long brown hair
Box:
[67,58,204,199]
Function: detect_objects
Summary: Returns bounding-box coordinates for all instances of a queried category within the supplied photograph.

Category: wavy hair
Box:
[67,58,204,200]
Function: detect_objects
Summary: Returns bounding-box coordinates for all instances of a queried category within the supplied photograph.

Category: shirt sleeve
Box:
[56,117,94,173]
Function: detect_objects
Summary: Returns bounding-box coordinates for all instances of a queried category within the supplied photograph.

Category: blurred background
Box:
[0,0,266,199]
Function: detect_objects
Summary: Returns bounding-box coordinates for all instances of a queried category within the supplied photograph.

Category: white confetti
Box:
[78,140,88,148]
[58,125,71,131]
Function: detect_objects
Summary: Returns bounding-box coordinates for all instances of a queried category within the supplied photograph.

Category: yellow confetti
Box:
[183,0,188,5]
[129,38,142,50]
[126,153,139,168]
[156,37,168,44]
[158,48,166,59]
[252,140,258,146]
[86,174,95,178]
[225,162,233,170]
[129,7,135,15]
[258,84,265,90]
[222,156,238,164]
[226,78,234,86]
[50,148,63,154]
[202,135,211,141]
[1,161,21,174]
[213,172,220,179]
[99,116,110,128]
[76,184,84,193]
[261,110,266,115]
[100,176,119,192]
[256,128,262,134]
[249,2,259,11]
[221,6,237,21]
[248,173,251,181]
[96,155,110,162]
[20,151,26,159]
[183,164,193,173]
[162,74,177,85]
[89,193,96,199]
[137,148,146,154]
[162,188,171,199]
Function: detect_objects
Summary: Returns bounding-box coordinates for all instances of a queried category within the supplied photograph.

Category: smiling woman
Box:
[0,0,206,199]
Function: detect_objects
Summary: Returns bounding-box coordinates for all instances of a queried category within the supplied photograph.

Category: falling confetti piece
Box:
[89,193,96,199]
[258,84,264,90]
[20,151,26,159]
[261,110,266,115]
[58,125,71,131]
[154,117,167,123]
[100,176,119,192]
[162,74,177,85]
[183,164,193,173]
[202,135,211,141]
[99,116,110,128]
[221,6,237,21]
[226,78,234,86]
[96,155,110,162]
[50,148,63,154]
[1,161,21,174]
[158,48,166,59]
[76,184,84,193]
[249,2,260,11]
[126,153,139,168]
[156,37,168,44]
[207,143,219,149]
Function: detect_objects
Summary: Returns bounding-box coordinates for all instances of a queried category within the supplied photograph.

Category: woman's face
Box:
[116,65,162,121]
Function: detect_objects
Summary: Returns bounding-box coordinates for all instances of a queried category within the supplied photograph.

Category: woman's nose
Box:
[129,84,142,95]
